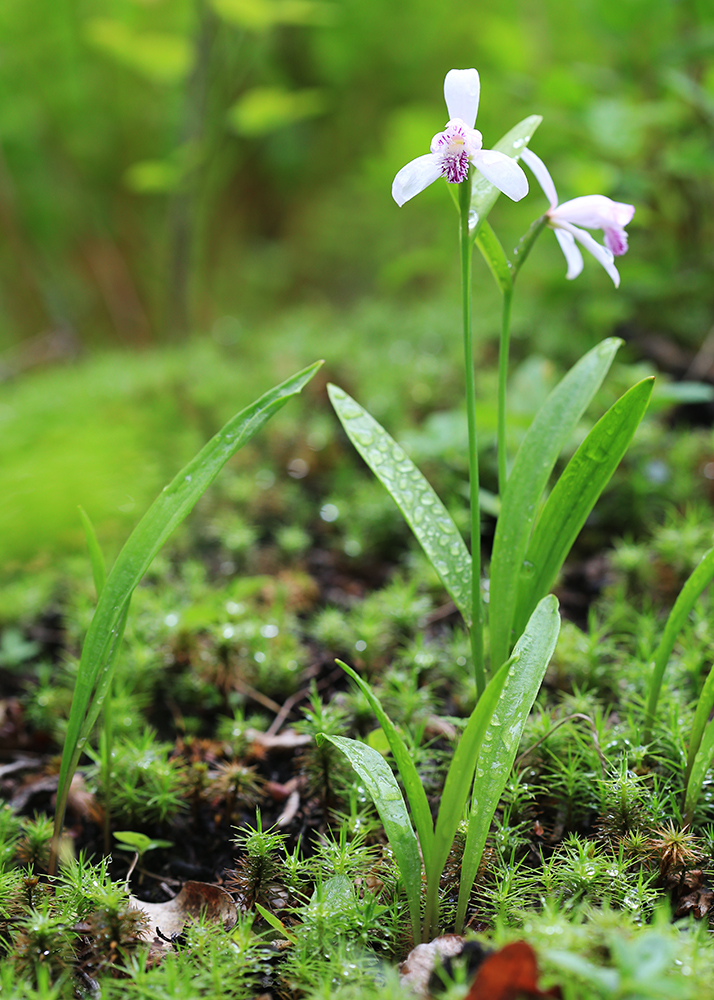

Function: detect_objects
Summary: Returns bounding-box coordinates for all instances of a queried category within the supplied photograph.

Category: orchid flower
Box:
[392,69,529,207]
[520,146,634,288]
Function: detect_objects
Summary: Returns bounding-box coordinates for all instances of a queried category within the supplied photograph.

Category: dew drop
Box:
[354,428,374,447]
[340,400,363,419]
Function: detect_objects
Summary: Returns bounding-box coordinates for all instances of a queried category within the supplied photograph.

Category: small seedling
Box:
[113,831,173,886]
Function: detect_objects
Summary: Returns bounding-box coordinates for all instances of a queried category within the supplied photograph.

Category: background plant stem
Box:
[459,178,485,697]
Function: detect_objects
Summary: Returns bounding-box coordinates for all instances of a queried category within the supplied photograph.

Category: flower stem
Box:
[459,178,485,698]
[497,285,513,497]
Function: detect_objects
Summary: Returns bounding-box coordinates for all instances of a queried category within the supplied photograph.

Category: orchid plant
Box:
[322,68,653,941]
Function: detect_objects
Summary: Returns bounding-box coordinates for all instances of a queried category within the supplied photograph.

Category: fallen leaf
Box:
[130,881,237,942]
[467,941,561,1000]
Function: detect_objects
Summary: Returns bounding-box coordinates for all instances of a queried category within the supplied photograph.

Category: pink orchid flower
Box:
[392,69,529,207]
[520,147,635,287]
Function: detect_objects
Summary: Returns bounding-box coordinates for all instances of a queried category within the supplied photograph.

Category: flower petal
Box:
[604,227,628,256]
[554,227,584,281]
[554,195,634,231]
[472,149,529,201]
[443,69,480,128]
[560,221,621,287]
[520,147,558,209]
[391,154,442,207]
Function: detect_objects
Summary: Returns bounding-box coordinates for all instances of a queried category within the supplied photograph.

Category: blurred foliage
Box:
[0,0,711,349]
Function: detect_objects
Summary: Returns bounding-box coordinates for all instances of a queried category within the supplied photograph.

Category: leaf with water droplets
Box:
[455,596,560,932]
[469,114,543,239]
[423,645,513,936]
[489,339,621,671]
[317,733,423,943]
[334,658,434,865]
[513,377,654,641]
[328,384,471,623]
[53,360,324,866]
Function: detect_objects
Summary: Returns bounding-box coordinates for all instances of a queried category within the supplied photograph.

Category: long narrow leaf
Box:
[328,384,472,623]
[475,221,512,295]
[645,545,714,742]
[335,659,433,863]
[469,115,542,238]
[685,717,714,824]
[52,361,323,859]
[685,665,714,789]
[513,377,654,639]
[423,651,512,936]
[489,338,621,670]
[317,734,423,943]
[455,595,561,931]
[79,505,107,598]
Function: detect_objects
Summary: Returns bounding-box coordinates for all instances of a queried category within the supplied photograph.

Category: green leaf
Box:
[513,377,654,639]
[84,19,193,84]
[469,114,543,238]
[646,545,714,741]
[489,338,621,671]
[474,221,512,295]
[255,902,297,942]
[210,0,335,30]
[335,659,434,864]
[455,595,561,931]
[78,506,106,599]
[317,734,423,943]
[685,716,714,823]
[328,384,471,623]
[423,650,512,936]
[685,665,714,793]
[114,832,173,855]
[52,362,322,862]
[228,87,327,137]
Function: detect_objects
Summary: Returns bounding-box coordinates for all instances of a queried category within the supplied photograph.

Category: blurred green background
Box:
[1,0,713,572]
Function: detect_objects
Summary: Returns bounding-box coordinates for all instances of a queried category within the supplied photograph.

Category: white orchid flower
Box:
[520,147,635,288]
[392,69,529,207]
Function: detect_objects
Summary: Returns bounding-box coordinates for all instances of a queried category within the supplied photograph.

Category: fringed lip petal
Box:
[472,149,529,201]
[554,228,584,281]
[391,67,527,206]
[519,147,558,209]
[443,68,480,127]
[391,154,442,207]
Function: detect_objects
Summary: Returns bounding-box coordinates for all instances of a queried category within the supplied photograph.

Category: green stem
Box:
[497,286,513,497]
[459,179,485,697]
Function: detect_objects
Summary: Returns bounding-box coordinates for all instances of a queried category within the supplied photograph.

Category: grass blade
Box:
[469,114,542,238]
[489,338,621,670]
[317,734,423,943]
[513,377,654,639]
[328,384,472,623]
[455,595,561,931]
[51,361,323,866]
[645,545,714,743]
[335,659,434,863]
